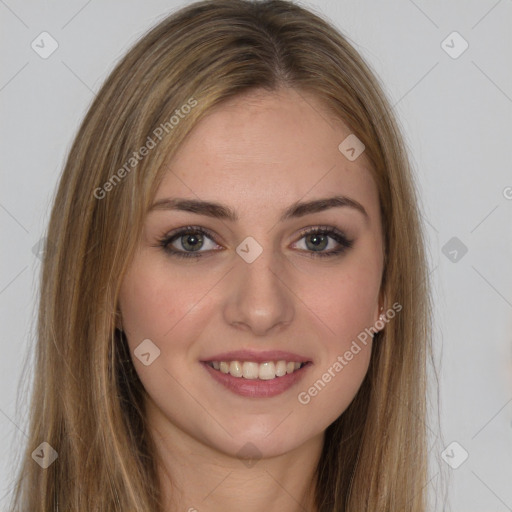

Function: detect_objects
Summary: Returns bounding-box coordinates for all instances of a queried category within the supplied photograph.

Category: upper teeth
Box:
[209,360,304,380]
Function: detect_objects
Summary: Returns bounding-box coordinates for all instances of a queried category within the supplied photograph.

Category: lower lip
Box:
[201,362,312,398]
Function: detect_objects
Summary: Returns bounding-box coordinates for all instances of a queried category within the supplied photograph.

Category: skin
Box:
[118,87,385,511]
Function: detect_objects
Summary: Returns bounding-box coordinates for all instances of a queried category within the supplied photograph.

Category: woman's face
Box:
[118,87,384,460]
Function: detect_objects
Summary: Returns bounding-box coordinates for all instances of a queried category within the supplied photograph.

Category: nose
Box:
[222,245,295,337]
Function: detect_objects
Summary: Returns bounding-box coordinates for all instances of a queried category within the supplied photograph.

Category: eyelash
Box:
[156,224,354,260]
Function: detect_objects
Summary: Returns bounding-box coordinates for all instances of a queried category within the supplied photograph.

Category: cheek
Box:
[118,255,226,368]
[293,273,377,427]
[297,255,381,347]
[118,258,197,348]
[290,251,380,414]
[119,270,170,343]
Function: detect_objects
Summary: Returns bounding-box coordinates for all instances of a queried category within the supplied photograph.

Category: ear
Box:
[374,290,387,332]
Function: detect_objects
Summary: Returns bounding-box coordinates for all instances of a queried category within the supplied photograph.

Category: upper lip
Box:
[200,350,311,364]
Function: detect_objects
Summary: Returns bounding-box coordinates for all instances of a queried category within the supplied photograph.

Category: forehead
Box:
[155,88,379,221]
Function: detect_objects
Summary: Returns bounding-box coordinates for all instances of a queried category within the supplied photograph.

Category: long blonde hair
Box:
[7,0,446,510]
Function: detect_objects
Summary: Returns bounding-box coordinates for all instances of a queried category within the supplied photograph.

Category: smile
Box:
[201,360,312,398]
[206,360,306,380]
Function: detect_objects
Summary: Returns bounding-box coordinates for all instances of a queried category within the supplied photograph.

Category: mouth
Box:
[199,351,312,398]
[205,360,309,380]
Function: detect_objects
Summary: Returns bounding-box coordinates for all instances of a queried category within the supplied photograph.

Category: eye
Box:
[157,225,220,259]
[291,225,353,258]
[156,225,354,259]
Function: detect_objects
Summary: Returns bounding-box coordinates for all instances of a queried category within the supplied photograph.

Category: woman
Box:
[8,0,444,510]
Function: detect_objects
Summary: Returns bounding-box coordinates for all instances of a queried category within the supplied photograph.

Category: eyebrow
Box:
[149,195,369,223]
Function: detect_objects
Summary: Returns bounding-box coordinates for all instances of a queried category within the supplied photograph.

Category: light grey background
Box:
[1,0,511,510]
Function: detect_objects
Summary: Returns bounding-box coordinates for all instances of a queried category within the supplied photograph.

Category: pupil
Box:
[183,233,202,251]
[307,234,327,251]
